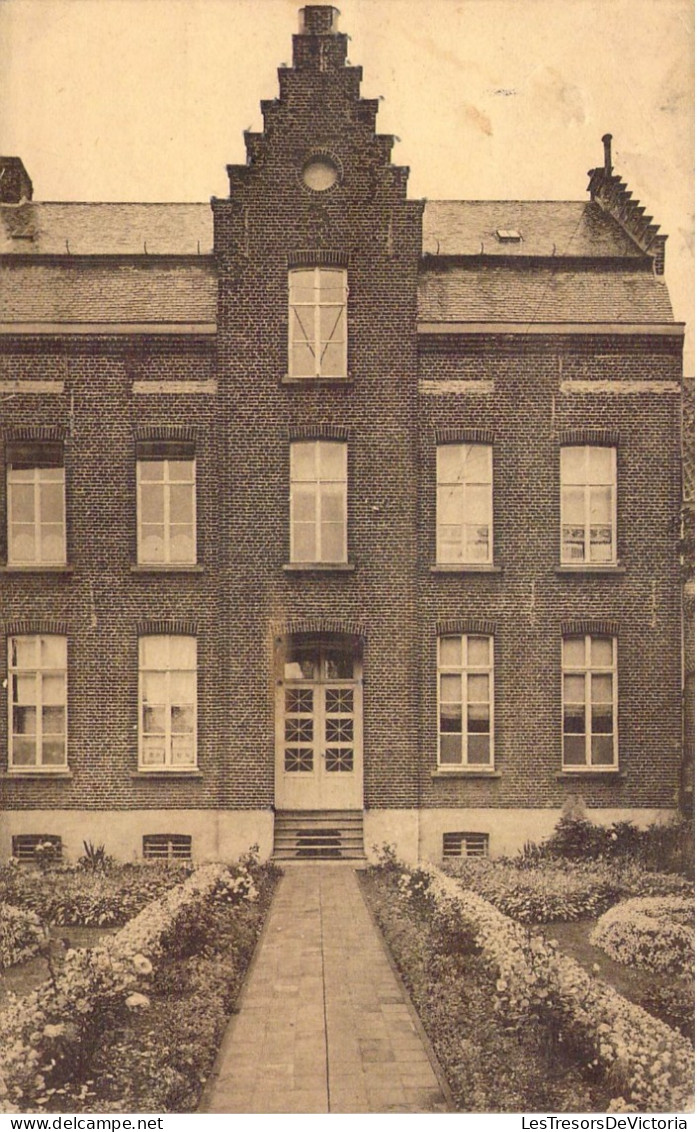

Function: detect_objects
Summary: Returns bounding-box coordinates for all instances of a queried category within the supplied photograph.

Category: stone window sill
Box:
[555,565,626,575]
[556,770,626,780]
[1,565,74,574]
[131,770,203,779]
[281,374,353,387]
[431,769,502,779]
[282,562,356,573]
[130,564,205,574]
[2,769,73,779]
[430,564,502,575]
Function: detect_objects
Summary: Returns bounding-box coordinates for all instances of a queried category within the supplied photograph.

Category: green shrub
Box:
[521,815,694,876]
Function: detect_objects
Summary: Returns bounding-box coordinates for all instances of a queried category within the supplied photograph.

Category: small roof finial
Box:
[602,133,613,176]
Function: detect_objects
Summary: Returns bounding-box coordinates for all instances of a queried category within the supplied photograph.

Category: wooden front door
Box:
[275,635,363,810]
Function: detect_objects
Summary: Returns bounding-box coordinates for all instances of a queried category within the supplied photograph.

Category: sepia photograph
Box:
[0,0,694,1120]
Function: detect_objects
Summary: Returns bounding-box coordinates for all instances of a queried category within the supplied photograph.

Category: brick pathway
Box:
[200,864,451,1114]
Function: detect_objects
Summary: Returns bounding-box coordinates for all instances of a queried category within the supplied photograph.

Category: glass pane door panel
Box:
[285,748,313,772]
[325,748,353,771]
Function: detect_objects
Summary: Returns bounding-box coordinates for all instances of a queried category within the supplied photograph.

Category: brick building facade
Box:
[0,6,684,863]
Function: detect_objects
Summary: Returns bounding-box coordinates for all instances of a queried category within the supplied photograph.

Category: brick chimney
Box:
[0,157,33,204]
[293,5,347,71]
[588,135,667,275]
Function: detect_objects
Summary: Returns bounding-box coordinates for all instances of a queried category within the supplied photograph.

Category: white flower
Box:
[125,993,150,1010]
[42,1024,65,1039]
[131,954,153,976]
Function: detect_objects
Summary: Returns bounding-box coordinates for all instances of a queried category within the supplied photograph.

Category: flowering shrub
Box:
[394,863,694,1111]
[0,862,191,927]
[0,859,261,1112]
[0,904,47,971]
[590,896,695,975]
[442,857,692,924]
[641,979,694,1042]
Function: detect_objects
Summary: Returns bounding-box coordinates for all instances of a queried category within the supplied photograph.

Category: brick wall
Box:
[0,10,684,835]
[417,332,683,811]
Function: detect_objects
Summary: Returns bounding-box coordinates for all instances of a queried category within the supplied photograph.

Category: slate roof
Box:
[0,203,213,256]
[0,262,217,323]
[0,198,674,328]
[0,199,646,260]
[418,265,674,324]
[422,201,646,259]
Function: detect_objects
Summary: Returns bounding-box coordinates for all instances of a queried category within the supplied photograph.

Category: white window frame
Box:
[290,441,348,564]
[8,635,68,770]
[437,634,494,768]
[560,445,617,565]
[138,636,198,771]
[7,464,66,566]
[436,444,493,565]
[136,458,196,565]
[561,635,618,770]
[288,267,348,379]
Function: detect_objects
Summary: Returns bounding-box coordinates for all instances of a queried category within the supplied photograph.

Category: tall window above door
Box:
[436,444,493,565]
[288,268,347,378]
[560,446,616,564]
[290,441,347,564]
[6,440,66,567]
[136,441,196,565]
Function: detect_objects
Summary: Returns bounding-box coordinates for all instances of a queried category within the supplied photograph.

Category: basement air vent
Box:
[143,834,192,862]
[495,228,522,242]
[12,834,63,863]
[442,832,489,858]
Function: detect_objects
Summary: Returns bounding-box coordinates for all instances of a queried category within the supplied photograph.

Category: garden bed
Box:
[440,856,694,1043]
[441,857,691,924]
[0,861,191,927]
[0,856,281,1113]
[361,867,608,1112]
[361,857,694,1112]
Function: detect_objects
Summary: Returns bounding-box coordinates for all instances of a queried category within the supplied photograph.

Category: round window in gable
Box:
[302,155,340,192]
